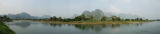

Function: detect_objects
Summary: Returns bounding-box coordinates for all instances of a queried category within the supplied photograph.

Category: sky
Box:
[0,0,160,19]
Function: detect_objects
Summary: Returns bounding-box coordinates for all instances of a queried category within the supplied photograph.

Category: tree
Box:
[135,18,143,21]
[74,14,86,21]
[57,17,62,21]
[62,18,74,22]
[125,19,130,21]
[50,16,58,21]
[89,16,94,20]
[139,18,143,21]
[0,15,12,22]
[111,16,121,21]
[101,16,107,21]
[50,17,53,21]
[135,18,139,21]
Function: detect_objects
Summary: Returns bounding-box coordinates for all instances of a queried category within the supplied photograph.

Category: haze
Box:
[0,0,160,19]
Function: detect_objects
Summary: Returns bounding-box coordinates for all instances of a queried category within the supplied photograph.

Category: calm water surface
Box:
[5,20,160,34]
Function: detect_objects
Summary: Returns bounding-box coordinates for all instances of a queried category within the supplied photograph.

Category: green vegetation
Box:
[101,16,107,21]
[0,16,15,34]
[0,21,15,34]
[111,16,121,21]
[38,14,150,24]
[0,15,12,22]
[34,9,151,24]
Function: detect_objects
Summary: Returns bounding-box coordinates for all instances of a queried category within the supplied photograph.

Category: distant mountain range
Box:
[81,9,142,19]
[0,9,142,20]
[104,12,141,19]
[82,9,104,20]
[1,12,51,19]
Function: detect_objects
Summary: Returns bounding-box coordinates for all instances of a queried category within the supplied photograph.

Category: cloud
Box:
[120,0,131,3]
[109,5,121,13]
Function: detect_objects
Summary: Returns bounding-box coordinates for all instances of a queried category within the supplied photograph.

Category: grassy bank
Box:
[0,21,15,34]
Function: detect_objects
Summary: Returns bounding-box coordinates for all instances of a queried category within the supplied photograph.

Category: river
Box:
[5,20,160,34]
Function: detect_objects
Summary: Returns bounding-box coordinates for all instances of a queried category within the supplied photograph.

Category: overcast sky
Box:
[0,0,160,19]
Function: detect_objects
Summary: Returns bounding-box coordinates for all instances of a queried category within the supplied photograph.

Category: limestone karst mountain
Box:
[82,9,104,20]
[81,9,141,20]
[2,12,51,19]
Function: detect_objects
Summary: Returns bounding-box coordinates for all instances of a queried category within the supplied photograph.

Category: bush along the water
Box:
[0,16,15,34]
[0,21,15,34]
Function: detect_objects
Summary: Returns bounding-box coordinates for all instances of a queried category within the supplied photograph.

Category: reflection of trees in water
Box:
[48,23,144,32]
[13,22,31,28]
[111,24,120,28]
[49,24,75,27]
[136,23,143,27]
[49,24,62,27]
[49,24,122,32]
[74,24,108,32]
[74,24,122,32]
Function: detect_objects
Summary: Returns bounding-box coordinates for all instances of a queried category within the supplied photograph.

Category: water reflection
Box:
[14,22,31,28]
[48,23,145,32]
[49,24,63,27]
[7,20,159,34]
[7,20,144,30]
[136,23,143,27]
[74,24,108,32]
[111,24,120,28]
[49,24,129,32]
[6,21,31,28]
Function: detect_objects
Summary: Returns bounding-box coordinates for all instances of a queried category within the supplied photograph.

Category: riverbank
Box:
[0,21,15,34]
[23,20,152,24]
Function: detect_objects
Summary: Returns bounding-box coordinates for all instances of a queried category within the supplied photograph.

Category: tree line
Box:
[47,15,147,22]
[0,15,12,22]
[45,9,149,22]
